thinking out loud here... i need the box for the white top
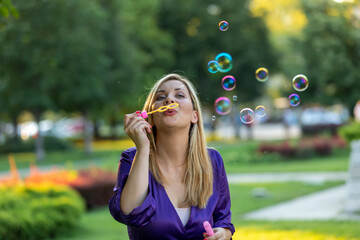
[175,207,191,226]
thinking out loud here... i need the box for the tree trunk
[83,110,94,156]
[11,116,18,138]
[110,118,118,140]
[34,110,45,161]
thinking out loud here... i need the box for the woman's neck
[155,128,189,171]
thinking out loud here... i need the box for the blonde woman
[109,73,234,240]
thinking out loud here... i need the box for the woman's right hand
[124,112,152,149]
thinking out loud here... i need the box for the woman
[109,73,235,240]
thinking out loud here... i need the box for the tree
[0,0,110,158]
[96,0,175,139]
[299,0,360,112]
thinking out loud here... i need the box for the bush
[339,121,360,143]
[0,184,85,240]
[0,136,73,153]
[257,136,338,160]
[69,168,117,210]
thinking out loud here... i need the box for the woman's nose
[165,96,175,105]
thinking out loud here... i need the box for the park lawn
[209,140,350,173]
[0,139,350,173]
[51,181,359,240]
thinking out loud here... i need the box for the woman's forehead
[157,80,188,92]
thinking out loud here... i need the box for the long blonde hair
[142,73,213,208]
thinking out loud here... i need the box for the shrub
[338,121,360,143]
[0,184,85,240]
[69,168,117,210]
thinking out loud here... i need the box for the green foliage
[298,0,360,111]
[339,121,360,142]
[0,136,73,154]
[0,0,18,19]
[0,184,85,240]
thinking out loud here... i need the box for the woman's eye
[177,94,185,98]
[156,96,165,101]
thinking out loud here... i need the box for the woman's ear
[191,110,199,124]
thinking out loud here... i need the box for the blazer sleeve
[210,149,235,236]
[108,147,156,227]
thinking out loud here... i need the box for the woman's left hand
[203,227,232,240]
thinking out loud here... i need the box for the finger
[125,116,147,131]
[128,121,151,135]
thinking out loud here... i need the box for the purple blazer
[109,147,235,240]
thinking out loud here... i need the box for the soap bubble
[208,60,219,73]
[219,21,229,31]
[293,74,309,91]
[255,105,266,117]
[215,52,232,72]
[289,93,300,107]
[255,67,269,82]
[232,95,238,101]
[214,97,232,115]
[211,115,216,121]
[240,108,255,124]
[222,75,236,91]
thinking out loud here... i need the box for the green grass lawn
[0,139,350,174]
[209,140,350,173]
[51,181,360,240]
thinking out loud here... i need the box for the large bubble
[214,97,232,115]
[240,108,255,124]
[292,74,309,91]
[255,67,269,82]
[222,75,236,91]
[289,93,300,107]
[215,53,232,72]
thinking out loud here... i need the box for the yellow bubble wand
[137,103,179,118]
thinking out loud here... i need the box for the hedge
[0,184,85,240]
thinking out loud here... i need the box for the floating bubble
[232,95,238,101]
[292,74,309,91]
[255,67,269,82]
[211,115,216,121]
[240,108,255,124]
[208,60,219,73]
[215,52,232,72]
[289,93,300,107]
[222,75,236,91]
[214,97,232,115]
[219,21,229,31]
[255,105,266,117]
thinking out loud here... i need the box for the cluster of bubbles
[288,74,309,107]
[207,52,233,73]
[212,67,270,124]
[210,21,310,125]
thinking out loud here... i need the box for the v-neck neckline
[160,183,193,229]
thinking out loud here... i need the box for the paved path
[225,172,359,221]
[243,184,360,221]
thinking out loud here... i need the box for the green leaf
[0,6,9,18]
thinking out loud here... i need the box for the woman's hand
[203,227,232,240]
[124,112,152,149]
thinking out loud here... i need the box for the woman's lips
[164,110,177,116]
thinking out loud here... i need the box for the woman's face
[151,80,198,130]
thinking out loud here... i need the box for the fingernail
[136,111,140,114]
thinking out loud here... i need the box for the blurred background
[0,0,360,239]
